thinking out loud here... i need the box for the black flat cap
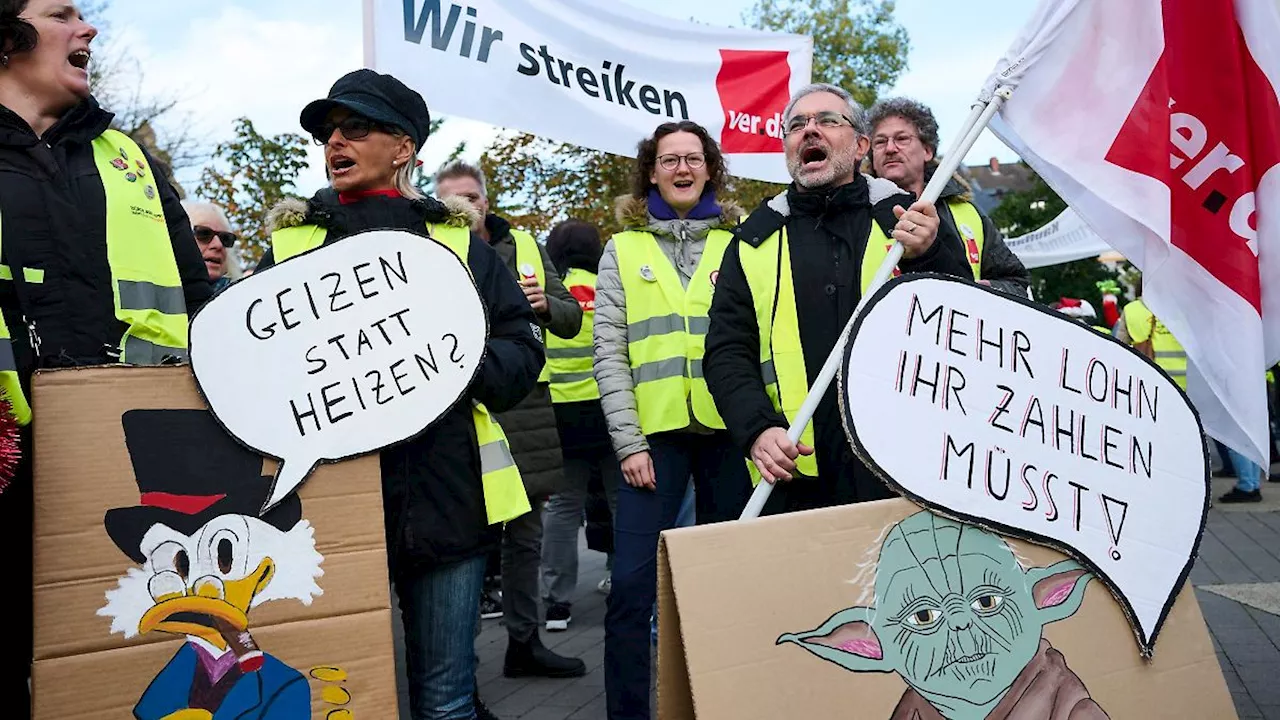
[300,69,431,151]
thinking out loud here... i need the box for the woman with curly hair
[0,1,213,710]
[593,120,752,719]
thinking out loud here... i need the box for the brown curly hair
[630,120,727,199]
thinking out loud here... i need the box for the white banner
[841,274,1208,656]
[1004,208,1112,269]
[365,0,813,183]
[190,230,489,511]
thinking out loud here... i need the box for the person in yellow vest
[1114,283,1265,503]
[594,120,753,720]
[256,69,544,720]
[539,219,623,630]
[866,97,1030,296]
[434,160,587,680]
[705,83,971,513]
[0,1,215,709]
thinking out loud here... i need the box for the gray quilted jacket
[593,195,743,462]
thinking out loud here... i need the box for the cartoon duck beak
[139,557,275,649]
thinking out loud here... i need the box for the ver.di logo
[716,50,792,154]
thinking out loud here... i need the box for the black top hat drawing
[105,409,302,563]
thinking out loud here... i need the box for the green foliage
[743,0,910,108]
[478,1,910,235]
[414,118,467,195]
[990,170,1127,313]
[195,118,310,265]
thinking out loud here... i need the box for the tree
[744,0,910,108]
[196,118,310,266]
[478,1,910,236]
[990,170,1128,313]
[412,118,467,196]
[84,1,203,192]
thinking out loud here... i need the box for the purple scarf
[647,187,722,221]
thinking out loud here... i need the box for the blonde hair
[394,160,423,200]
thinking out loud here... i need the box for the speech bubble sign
[840,274,1208,657]
[189,229,488,512]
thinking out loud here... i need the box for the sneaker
[1219,487,1263,503]
[546,602,572,632]
[480,591,503,620]
[474,691,501,720]
[597,574,611,595]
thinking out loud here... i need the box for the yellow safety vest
[0,129,188,425]
[613,229,731,434]
[1123,298,1187,389]
[509,229,551,383]
[860,199,985,285]
[270,221,530,524]
[738,220,898,479]
[546,268,599,403]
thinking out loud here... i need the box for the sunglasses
[311,115,397,145]
[194,225,237,247]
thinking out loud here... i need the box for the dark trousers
[603,431,752,720]
[1,440,31,720]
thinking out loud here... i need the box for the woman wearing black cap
[0,1,213,709]
[258,69,544,720]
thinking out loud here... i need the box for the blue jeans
[1227,447,1264,493]
[396,555,488,720]
[604,432,753,720]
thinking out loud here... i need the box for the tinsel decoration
[0,395,21,493]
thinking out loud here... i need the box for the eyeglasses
[194,225,237,247]
[784,111,855,136]
[656,153,706,171]
[871,133,920,151]
[311,115,396,145]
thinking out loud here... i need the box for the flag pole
[737,88,1013,521]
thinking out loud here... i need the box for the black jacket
[0,97,212,380]
[483,213,581,497]
[259,192,543,572]
[704,175,972,511]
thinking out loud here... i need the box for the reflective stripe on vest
[1123,299,1187,388]
[269,221,530,524]
[614,229,731,434]
[739,226,818,480]
[0,215,30,425]
[546,268,599,403]
[93,130,189,365]
[510,229,552,383]
[0,130,186,425]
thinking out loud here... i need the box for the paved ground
[392,470,1280,719]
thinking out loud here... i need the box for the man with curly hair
[866,97,1030,297]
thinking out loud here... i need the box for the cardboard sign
[190,229,488,511]
[839,275,1208,656]
[31,366,396,719]
[657,499,1235,720]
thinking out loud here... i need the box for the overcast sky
[98,0,1037,196]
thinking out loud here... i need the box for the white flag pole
[737,89,1012,521]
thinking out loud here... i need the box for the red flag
[988,0,1280,466]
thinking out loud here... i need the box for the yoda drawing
[778,511,1109,720]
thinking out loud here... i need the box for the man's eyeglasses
[312,115,395,145]
[656,153,706,171]
[784,111,855,136]
[871,133,920,152]
[194,226,237,247]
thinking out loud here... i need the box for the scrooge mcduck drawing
[98,409,323,720]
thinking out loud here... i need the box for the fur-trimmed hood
[613,194,745,232]
[266,190,480,232]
